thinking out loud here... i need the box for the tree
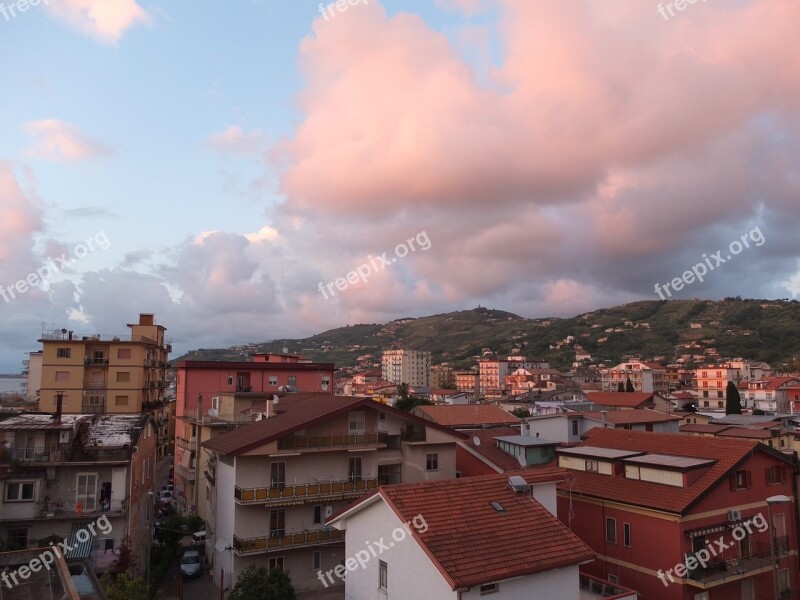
[725,381,742,415]
[230,566,297,600]
[625,377,635,392]
[681,401,697,413]
[617,382,625,392]
[395,397,432,412]
[100,572,148,600]
[510,407,530,418]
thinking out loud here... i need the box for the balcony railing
[83,383,107,390]
[0,446,69,462]
[579,573,638,599]
[277,431,388,451]
[81,402,106,414]
[182,408,256,424]
[400,428,426,442]
[176,464,196,482]
[686,546,774,587]
[233,528,344,555]
[176,437,196,452]
[84,358,109,365]
[235,478,383,506]
[34,498,127,519]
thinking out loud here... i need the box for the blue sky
[0,0,799,372]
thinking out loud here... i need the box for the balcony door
[774,513,787,553]
[76,473,98,511]
[270,509,285,537]
[270,462,286,489]
[348,457,362,482]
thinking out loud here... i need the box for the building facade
[381,350,431,388]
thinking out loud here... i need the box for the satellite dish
[282,347,289,354]
[518,455,527,467]
[61,328,68,334]
[208,408,218,417]
[473,436,481,446]
[272,395,280,404]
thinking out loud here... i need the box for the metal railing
[235,478,382,505]
[35,498,127,519]
[1,446,68,462]
[277,431,388,451]
[84,358,109,365]
[233,528,344,554]
[82,402,106,414]
[176,437,196,452]
[687,546,774,586]
[182,408,256,424]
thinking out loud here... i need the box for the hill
[173,299,800,372]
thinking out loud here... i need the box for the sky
[0,0,799,372]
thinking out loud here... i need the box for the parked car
[180,551,202,578]
[158,490,174,506]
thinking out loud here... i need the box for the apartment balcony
[686,546,775,589]
[234,478,383,506]
[579,573,638,600]
[176,464,196,482]
[277,431,388,452]
[81,401,106,414]
[83,383,107,390]
[0,446,69,463]
[2,498,128,521]
[176,437,196,452]
[182,408,255,425]
[233,528,344,555]
[84,357,109,366]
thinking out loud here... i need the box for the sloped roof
[585,392,655,407]
[413,404,520,427]
[556,428,791,514]
[331,472,595,589]
[202,393,465,456]
[581,410,681,425]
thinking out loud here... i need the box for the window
[116,372,130,383]
[115,395,129,406]
[269,510,285,537]
[585,460,599,473]
[5,482,35,502]
[313,505,322,524]
[57,348,71,358]
[426,453,438,471]
[117,348,131,359]
[269,376,278,386]
[270,462,286,489]
[717,392,723,399]
[348,457,362,482]
[55,371,69,383]
[312,551,321,570]
[606,517,617,543]
[623,523,631,547]
[731,470,751,490]
[767,465,787,486]
[76,473,98,511]
[379,560,388,590]
[572,420,579,435]
[287,376,297,387]
[268,556,284,571]
[702,391,708,398]
[348,411,365,434]
[479,583,498,595]
[6,527,29,550]
[717,401,724,408]
[227,375,234,386]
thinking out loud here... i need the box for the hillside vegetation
[174,299,800,371]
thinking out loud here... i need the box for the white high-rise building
[382,349,431,387]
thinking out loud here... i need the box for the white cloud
[46,0,150,44]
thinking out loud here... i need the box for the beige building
[601,360,668,394]
[37,313,172,458]
[381,349,431,387]
[202,393,462,593]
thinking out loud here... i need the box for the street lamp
[766,494,791,600]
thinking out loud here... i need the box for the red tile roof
[413,404,520,428]
[679,424,733,434]
[557,428,791,514]
[718,427,775,440]
[333,472,595,589]
[582,410,681,425]
[585,392,655,408]
[201,393,465,455]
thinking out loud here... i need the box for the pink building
[174,354,335,514]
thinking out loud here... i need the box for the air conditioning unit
[727,509,742,522]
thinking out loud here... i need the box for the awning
[65,521,95,559]
[686,523,729,538]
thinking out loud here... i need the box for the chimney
[54,392,63,424]
[139,313,155,326]
[601,410,608,427]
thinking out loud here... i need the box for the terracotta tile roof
[679,424,733,434]
[201,393,465,455]
[585,392,655,408]
[338,472,595,589]
[581,410,682,425]
[556,428,789,514]
[413,404,520,428]
[718,427,775,439]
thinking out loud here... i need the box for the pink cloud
[46,0,150,44]
[208,126,264,156]
[22,119,115,163]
